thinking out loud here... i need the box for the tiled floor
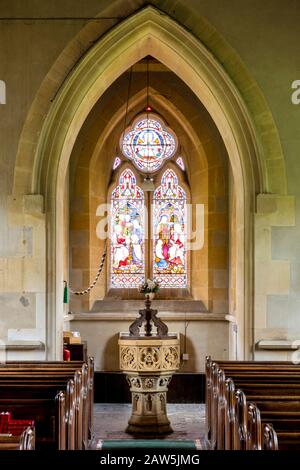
[92,403,208,448]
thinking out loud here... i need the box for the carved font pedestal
[119,334,180,435]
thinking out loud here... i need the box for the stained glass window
[153,169,187,288]
[113,157,121,170]
[111,169,145,288]
[121,115,177,173]
[176,156,185,171]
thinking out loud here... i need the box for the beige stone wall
[0,195,46,357]
[70,315,232,372]
[69,137,92,312]
[0,1,299,362]
[254,194,296,357]
[189,140,229,313]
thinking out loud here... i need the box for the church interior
[0,0,300,455]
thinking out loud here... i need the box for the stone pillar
[126,373,172,434]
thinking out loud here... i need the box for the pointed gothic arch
[10,6,288,359]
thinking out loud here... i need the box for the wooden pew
[1,357,95,444]
[232,388,300,450]
[262,423,278,450]
[205,356,300,447]
[218,377,286,451]
[0,357,94,450]
[206,357,300,450]
[0,381,72,449]
[275,432,300,450]
[0,426,35,450]
[246,402,261,450]
[231,389,300,450]
[56,391,66,450]
[220,377,300,449]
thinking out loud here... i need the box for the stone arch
[11,6,288,359]
[12,4,287,196]
[81,84,212,311]
[68,81,211,312]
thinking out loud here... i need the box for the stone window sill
[256,340,299,350]
[0,340,45,351]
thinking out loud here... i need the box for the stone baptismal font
[118,296,180,435]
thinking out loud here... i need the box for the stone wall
[69,314,233,372]
[0,0,299,362]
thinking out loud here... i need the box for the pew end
[263,423,278,450]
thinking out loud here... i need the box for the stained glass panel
[153,169,187,288]
[113,157,121,170]
[111,169,145,288]
[176,156,185,171]
[121,116,177,173]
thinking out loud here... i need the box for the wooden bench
[206,357,300,426]
[1,358,94,439]
[0,357,94,450]
[0,370,88,450]
[227,383,300,450]
[0,426,35,450]
[0,378,73,449]
[206,356,300,450]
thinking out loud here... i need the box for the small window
[110,115,189,291]
[153,169,187,288]
[112,157,121,170]
[120,114,177,173]
[176,156,185,171]
[110,169,145,288]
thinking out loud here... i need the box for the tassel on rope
[63,281,69,304]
